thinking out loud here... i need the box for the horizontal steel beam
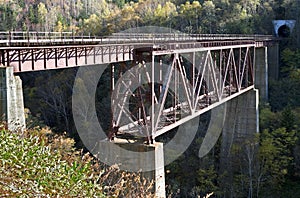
[153,44,255,55]
[153,86,254,138]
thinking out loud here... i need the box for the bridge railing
[0,31,275,46]
[110,33,274,42]
[0,31,103,45]
[0,31,102,40]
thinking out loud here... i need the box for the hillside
[0,125,154,197]
[0,0,299,37]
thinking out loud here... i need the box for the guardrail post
[71,30,74,39]
[8,31,11,46]
[36,31,39,42]
[26,31,29,46]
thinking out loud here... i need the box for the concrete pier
[255,44,279,102]
[0,66,25,131]
[267,43,279,80]
[255,47,268,101]
[97,140,166,197]
[221,89,259,160]
[221,89,259,144]
[220,89,259,195]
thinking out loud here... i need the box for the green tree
[281,106,296,132]
[281,48,300,78]
[37,2,47,31]
[83,14,101,35]
[201,0,216,33]
[193,165,218,197]
[256,128,297,196]
[133,0,160,26]
[0,1,21,30]
[118,3,140,30]
[178,1,202,33]
[259,105,280,131]
[28,4,37,25]
[154,1,177,27]
[269,78,300,111]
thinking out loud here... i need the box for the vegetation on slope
[0,125,154,197]
[0,0,299,37]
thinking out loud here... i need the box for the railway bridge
[0,31,279,197]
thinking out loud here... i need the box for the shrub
[0,126,154,197]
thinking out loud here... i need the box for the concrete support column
[221,89,259,158]
[97,140,166,197]
[154,143,165,197]
[267,43,279,80]
[255,47,268,101]
[220,89,259,195]
[0,66,26,131]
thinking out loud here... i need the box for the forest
[0,0,299,36]
[1,0,300,197]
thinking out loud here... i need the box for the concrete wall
[0,66,25,131]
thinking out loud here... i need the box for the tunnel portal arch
[273,20,296,37]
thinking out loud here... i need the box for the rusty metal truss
[111,43,255,142]
[0,44,136,72]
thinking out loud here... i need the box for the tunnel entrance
[278,25,290,37]
[273,20,296,37]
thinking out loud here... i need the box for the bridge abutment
[0,66,25,131]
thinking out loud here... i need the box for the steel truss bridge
[0,31,275,143]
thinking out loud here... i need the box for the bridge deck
[0,32,272,73]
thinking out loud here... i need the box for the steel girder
[0,44,134,72]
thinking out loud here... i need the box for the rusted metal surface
[112,43,256,142]
[0,44,137,72]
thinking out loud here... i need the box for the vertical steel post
[55,48,58,67]
[75,47,78,66]
[192,52,195,111]
[151,53,155,139]
[31,49,34,70]
[65,48,68,67]
[18,50,21,71]
[43,48,47,69]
